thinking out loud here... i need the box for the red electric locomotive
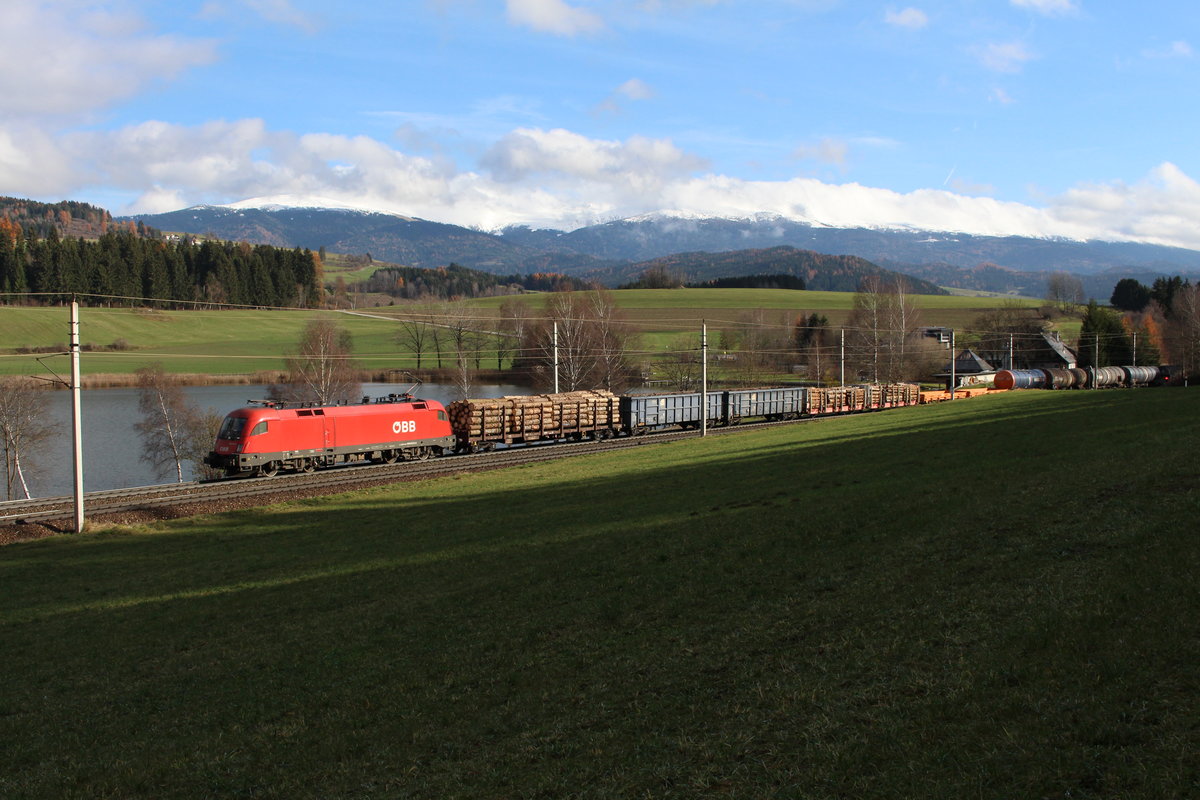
[204,393,456,477]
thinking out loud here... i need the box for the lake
[17,382,532,499]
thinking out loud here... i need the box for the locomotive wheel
[382,450,399,464]
[418,447,433,460]
[299,459,315,473]
[258,461,280,478]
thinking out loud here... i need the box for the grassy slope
[0,292,1045,378]
[2,389,1198,798]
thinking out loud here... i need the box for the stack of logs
[809,386,866,413]
[447,390,620,446]
[871,383,921,407]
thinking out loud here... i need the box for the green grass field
[2,389,1198,797]
[0,291,1066,378]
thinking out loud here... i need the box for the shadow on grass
[1,388,1197,798]
[4,389,1195,623]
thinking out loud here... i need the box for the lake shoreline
[36,368,518,390]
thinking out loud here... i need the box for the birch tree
[0,377,53,500]
[134,364,194,483]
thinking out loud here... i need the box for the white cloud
[990,87,1015,104]
[616,78,656,101]
[481,128,707,188]
[1010,0,1078,15]
[505,0,605,36]
[884,7,928,30]
[14,117,1200,251]
[242,0,322,33]
[1143,40,1193,60]
[977,41,1036,73]
[0,124,77,196]
[0,0,216,119]
[793,138,848,165]
[593,78,657,116]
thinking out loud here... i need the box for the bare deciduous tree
[1167,283,1200,377]
[585,290,637,392]
[846,276,924,382]
[847,277,889,383]
[395,298,438,369]
[134,364,193,483]
[660,333,702,390]
[495,297,531,370]
[0,377,53,500]
[520,291,638,392]
[271,319,361,405]
[733,308,788,386]
[1046,272,1085,314]
[440,299,481,400]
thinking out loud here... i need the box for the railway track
[1,418,792,530]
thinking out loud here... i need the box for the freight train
[205,383,921,477]
[993,365,1178,391]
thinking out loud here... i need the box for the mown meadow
[2,388,1197,798]
[0,290,1047,379]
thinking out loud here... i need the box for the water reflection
[24,382,531,498]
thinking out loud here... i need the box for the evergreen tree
[1110,278,1151,312]
[1078,300,1131,367]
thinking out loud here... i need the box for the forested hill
[0,196,126,240]
[0,227,322,308]
[602,246,947,294]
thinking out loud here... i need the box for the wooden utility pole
[552,320,559,394]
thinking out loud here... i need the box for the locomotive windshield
[218,416,248,440]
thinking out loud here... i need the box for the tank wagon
[993,369,1047,390]
[205,393,455,477]
[993,365,1177,390]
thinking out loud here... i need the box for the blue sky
[3,0,1199,247]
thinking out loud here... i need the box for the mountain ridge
[120,203,1200,296]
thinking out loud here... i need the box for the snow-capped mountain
[121,202,1200,295]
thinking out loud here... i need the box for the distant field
[0,306,422,377]
[0,289,1056,378]
[471,287,1049,342]
[2,389,1197,797]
